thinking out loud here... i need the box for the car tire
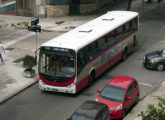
[156,63,164,71]
[122,109,126,119]
[135,95,139,104]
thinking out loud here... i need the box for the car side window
[133,81,137,89]
[127,84,135,98]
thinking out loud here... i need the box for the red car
[96,76,139,119]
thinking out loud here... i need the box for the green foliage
[140,96,165,120]
[23,55,37,70]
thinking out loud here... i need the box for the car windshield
[72,113,94,120]
[100,85,126,102]
[39,50,75,78]
[160,49,165,57]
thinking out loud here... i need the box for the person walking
[0,41,5,62]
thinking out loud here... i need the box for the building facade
[16,0,114,17]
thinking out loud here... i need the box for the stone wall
[80,3,97,14]
[45,5,69,17]
[35,0,114,17]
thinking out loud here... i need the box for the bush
[140,96,165,120]
[23,55,37,71]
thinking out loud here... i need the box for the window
[116,27,123,42]
[132,17,138,30]
[107,32,116,47]
[133,81,137,89]
[98,37,107,52]
[127,84,135,98]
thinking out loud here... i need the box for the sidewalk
[124,81,165,120]
[0,0,165,120]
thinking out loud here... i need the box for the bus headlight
[68,82,76,88]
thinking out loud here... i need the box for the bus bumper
[39,80,76,94]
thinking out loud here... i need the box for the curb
[0,77,38,104]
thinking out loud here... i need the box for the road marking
[4,32,34,47]
[139,82,153,87]
[160,40,165,42]
[4,30,27,38]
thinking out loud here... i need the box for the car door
[125,84,134,110]
[132,81,139,103]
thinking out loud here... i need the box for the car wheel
[156,63,164,71]
[135,95,139,104]
[122,109,126,119]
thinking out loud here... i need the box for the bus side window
[129,21,133,29]
[122,24,126,32]
[116,27,123,43]
[132,17,138,30]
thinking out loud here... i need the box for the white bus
[38,11,139,94]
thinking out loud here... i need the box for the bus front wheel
[88,72,95,85]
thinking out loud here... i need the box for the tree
[23,55,37,71]
[140,97,165,120]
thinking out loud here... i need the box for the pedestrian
[0,41,5,62]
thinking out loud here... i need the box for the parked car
[67,100,111,120]
[96,76,139,119]
[143,49,165,71]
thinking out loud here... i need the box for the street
[0,5,165,120]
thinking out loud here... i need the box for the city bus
[38,11,139,94]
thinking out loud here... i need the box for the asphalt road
[0,6,165,120]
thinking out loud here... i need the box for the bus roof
[41,11,139,51]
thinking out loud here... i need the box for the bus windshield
[39,48,75,78]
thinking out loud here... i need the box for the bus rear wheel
[122,49,127,61]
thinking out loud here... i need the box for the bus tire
[122,48,127,61]
[88,71,95,85]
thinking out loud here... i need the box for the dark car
[143,49,165,71]
[67,101,111,120]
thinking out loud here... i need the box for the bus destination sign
[44,46,68,52]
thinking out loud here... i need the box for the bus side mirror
[97,89,101,94]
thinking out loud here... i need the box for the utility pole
[28,17,41,50]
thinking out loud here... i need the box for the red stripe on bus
[39,74,75,87]
[76,75,89,93]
